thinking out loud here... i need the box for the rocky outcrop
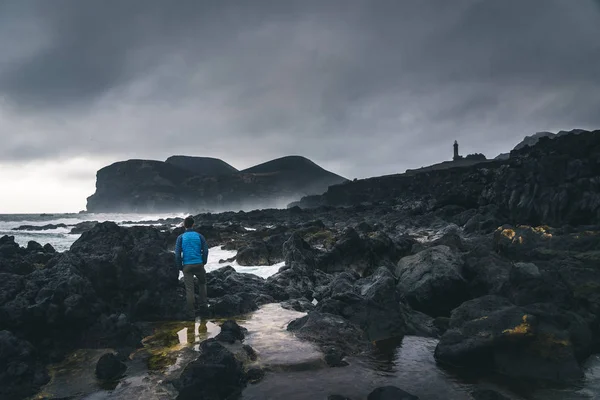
[294,129,600,227]
[265,234,332,301]
[513,129,586,151]
[95,353,127,381]
[0,330,49,400]
[86,159,195,213]
[287,311,371,355]
[69,222,182,320]
[395,246,469,317]
[87,155,347,212]
[0,236,56,275]
[215,320,247,344]
[434,296,593,382]
[11,223,68,231]
[316,228,409,275]
[176,340,246,400]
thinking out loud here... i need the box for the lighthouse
[453,140,459,161]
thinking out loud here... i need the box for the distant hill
[166,156,238,175]
[86,156,347,213]
[242,156,326,174]
[241,156,346,193]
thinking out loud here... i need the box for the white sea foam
[178,246,283,280]
[0,212,187,252]
[1,213,283,279]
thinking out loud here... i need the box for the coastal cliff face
[86,156,347,213]
[293,129,600,227]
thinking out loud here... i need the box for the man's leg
[196,264,207,306]
[182,265,196,318]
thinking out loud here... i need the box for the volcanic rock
[367,386,419,400]
[95,353,127,380]
[435,296,592,382]
[395,245,469,317]
[176,340,246,400]
[0,330,49,400]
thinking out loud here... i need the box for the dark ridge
[242,156,331,175]
[86,156,347,213]
[166,156,238,176]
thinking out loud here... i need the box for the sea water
[0,213,188,252]
[0,213,284,278]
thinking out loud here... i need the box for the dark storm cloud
[0,0,599,179]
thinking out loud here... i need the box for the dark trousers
[183,263,207,314]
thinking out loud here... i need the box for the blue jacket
[175,230,208,269]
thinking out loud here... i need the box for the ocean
[0,213,283,279]
[0,212,186,252]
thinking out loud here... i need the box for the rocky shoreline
[1,130,600,399]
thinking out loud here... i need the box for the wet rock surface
[435,297,591,382]
[367,386,419,400]
[395,245,468,317]
[95,353,127,380]
[175,340,246,400]
[215,320,247,343]
[287,311,372,355]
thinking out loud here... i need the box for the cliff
[165,156,238,175]
[292,129,600,227]
[86,156,347,213]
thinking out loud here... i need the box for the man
[175,216,209,318]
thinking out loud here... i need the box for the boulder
[322,345,348,367]
[287,311,371,355]
[43,243,56,254]
[0,252,101,336]
[281,298,315,313]
[448,296,514,329]
[236,241,270,266]
[266,257,332,302]
[435,297,592,382]
[316,267,408,342]
[69,222,180,320]
[283,232,317,267]
[0,330,49,400]
[206,266,267,298]
[463,252,511,297]
[317,228,403,275]
[95,353,127,380]
[503,262,573,307]
[246,367,266,384]
[176,340,246,400]
[27,241,44,252]
[395,246,469,317]
[215,320,247,344]
[81,313,143,350]
[210,294,257,317]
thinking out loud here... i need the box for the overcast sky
[1,0,599,213]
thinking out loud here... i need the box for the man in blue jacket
[175,216,209,318]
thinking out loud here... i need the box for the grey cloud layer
[0,0,599,179]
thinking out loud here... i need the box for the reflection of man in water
[175,216,209,319]
[186,320,208,345]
